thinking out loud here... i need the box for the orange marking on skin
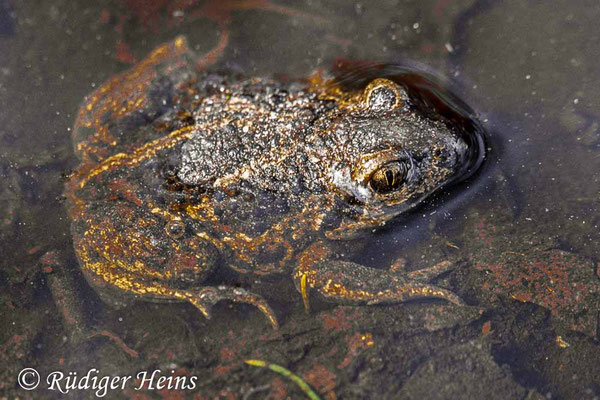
[76,126,195,190]
[295,241,331,284]
[73,38,191,163]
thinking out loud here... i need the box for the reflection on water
[0,1,599,399]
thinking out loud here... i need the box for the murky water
[1,1,599,399]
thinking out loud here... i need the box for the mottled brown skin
[65,37,481,329]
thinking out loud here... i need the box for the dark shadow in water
[0,0,15,36]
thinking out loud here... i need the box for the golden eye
[165,220,186,239]
[369,161,408,194]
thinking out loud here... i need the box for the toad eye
[368,161,409,194]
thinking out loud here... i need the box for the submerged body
[65,37,484,328]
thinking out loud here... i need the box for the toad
[65,37,484,329]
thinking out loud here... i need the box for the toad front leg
[294,242,464,308]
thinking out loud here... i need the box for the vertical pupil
[369,161,409,193]
[385,169,395,186]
